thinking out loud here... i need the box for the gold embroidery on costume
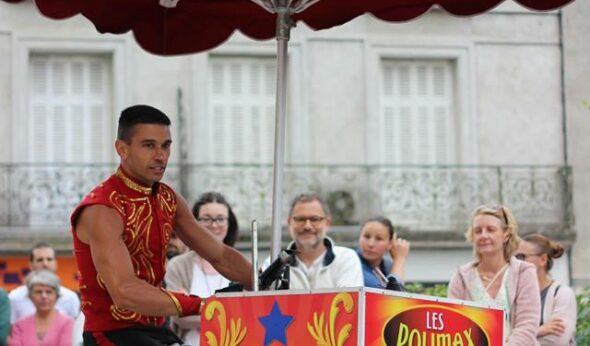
[158,187,177,267]
[80,300,92,310]
[110,305,139,321]
[116,168,152,195]
[158,187,177,216]
[102,173,178,323]
[96,273,107,291]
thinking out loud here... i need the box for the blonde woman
[447,204,540,346]
[517,234,577,345]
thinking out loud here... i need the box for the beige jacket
[538,280,577,346]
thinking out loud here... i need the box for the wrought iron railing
[0,163,573,235]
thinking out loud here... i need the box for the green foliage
[577,287,590,345]
[405,282,448,298]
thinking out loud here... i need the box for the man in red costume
[71,105,253,345]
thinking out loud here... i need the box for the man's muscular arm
[174,193,253,290]
[75,204,192,316]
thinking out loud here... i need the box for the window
[28,54,113,163]
[380,59,456,164]
[208,56,276,164]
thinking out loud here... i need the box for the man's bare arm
[174,193,253,290]
[76,204,183,316]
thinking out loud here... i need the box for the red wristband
[161,288,204,317]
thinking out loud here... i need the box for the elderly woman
[165,191,239,345]
[447,204,541,346]
[9,270,74,346]
[517,233,577,346]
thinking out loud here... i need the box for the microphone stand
[252,220,259,292]
[258,249,296,290]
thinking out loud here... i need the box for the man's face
[116,124,172,186]
[288,200,331,252]
[31,247,57,272]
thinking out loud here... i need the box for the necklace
[479,263,508,292]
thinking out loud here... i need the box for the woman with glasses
[447,204,541,346]
[516,234,577,345]
[356,216,410,289]
[165,191,239,345]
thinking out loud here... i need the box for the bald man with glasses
[273,193,363,290]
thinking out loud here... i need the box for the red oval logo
[382,305,490,346]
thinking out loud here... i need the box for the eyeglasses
[197,216,228,226]
[515,253,541,261]
[292,215,326,226]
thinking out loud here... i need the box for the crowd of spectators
[0,195,577,346]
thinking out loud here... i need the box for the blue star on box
[258,301,294,345]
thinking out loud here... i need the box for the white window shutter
[31,105,48,162]
[380,59,455,164]
[71,104,85,162]
[52,105,66,162]
[28,54,112,163]
[209,56,276,164]
[232,105,244,162]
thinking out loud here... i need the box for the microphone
[258,249,296,290]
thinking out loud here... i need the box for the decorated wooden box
[200,287,504,346]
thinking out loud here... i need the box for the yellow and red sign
[200,288,504,346]
[364,291,504,346]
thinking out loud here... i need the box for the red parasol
[4,0,573,55]
[4,0,574,260]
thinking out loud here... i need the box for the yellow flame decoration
[204,300,247,346]
[307,293,355,346]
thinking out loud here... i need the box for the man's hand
[538,317,566,337]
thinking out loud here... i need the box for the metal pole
[251,220,259,292]
[270,3,293,261]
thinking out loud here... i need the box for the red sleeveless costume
[71,167,177,331]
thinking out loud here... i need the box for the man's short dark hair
[288,193,331,217]
[30,242,53,261]
[117,105,171,143]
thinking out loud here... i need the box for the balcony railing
[0,163,573,237]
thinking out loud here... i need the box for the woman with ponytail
[517,234,577,345]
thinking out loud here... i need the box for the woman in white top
[517,233,577,346]
[165,192,239,345]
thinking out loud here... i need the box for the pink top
[448,258,541,346]
[9,311,74,346]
